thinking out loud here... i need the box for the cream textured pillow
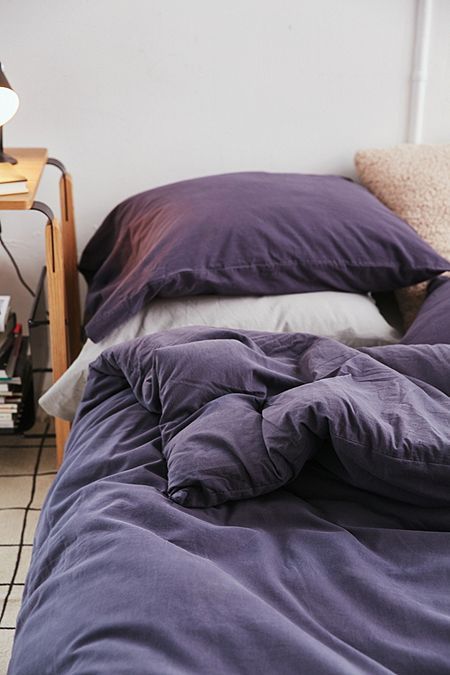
[355,144,450,328]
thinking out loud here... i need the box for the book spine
[6,325,23,379]
[0,297,11,333]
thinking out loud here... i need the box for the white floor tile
[30,475,54,509]
[24,511,41,545]
[0,511,24,546]
[38,446,57,474]
[0,585,23,628]
[16,547,32,585]
[0,477,32,509]
[0,629,15,674]
[0,448,38,476]
[0,547,19,584]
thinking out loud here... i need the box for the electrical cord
[0,217,35,297]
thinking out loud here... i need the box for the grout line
[0,421,49,626]
[0,584,24,587]
[0,472,56,478]
[0,508,41,512]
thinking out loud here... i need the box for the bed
[8,170,450,674]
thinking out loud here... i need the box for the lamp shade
[0,63,19,126]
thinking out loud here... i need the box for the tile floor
[0,419,55,673]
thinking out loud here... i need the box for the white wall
[0,0,449,325]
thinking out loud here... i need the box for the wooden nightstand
[0,148,81,464]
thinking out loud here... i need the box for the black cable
[0,217,35,297]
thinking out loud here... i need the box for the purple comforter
[9,328,450,674]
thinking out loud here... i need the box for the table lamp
[0,62,19,164]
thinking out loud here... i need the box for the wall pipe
[407,0,433,143]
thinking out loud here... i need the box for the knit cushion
[355,144,450,328]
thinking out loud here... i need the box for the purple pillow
[79,172,449,342]
[401,276,450,345]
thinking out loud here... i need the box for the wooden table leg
[45,215,71,465]
[54,418,71,466]
[33,161,81,467]
[59,172,81,362]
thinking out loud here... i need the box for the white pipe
[407,0,433,143]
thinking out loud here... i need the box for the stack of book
[0,165,29,196]
[0,296,34,433]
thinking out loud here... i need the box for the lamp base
[0,151,17,165]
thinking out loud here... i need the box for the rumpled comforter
[9,327,450,674]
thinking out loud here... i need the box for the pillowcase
[40,291,400,421]
[79,172,449,342]
[355,144,450,327]
[401,276,450,345]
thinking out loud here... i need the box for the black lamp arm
[0,126,18,164]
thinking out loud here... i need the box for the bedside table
[0,148,81,464]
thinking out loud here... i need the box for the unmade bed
[8,171,450,674]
